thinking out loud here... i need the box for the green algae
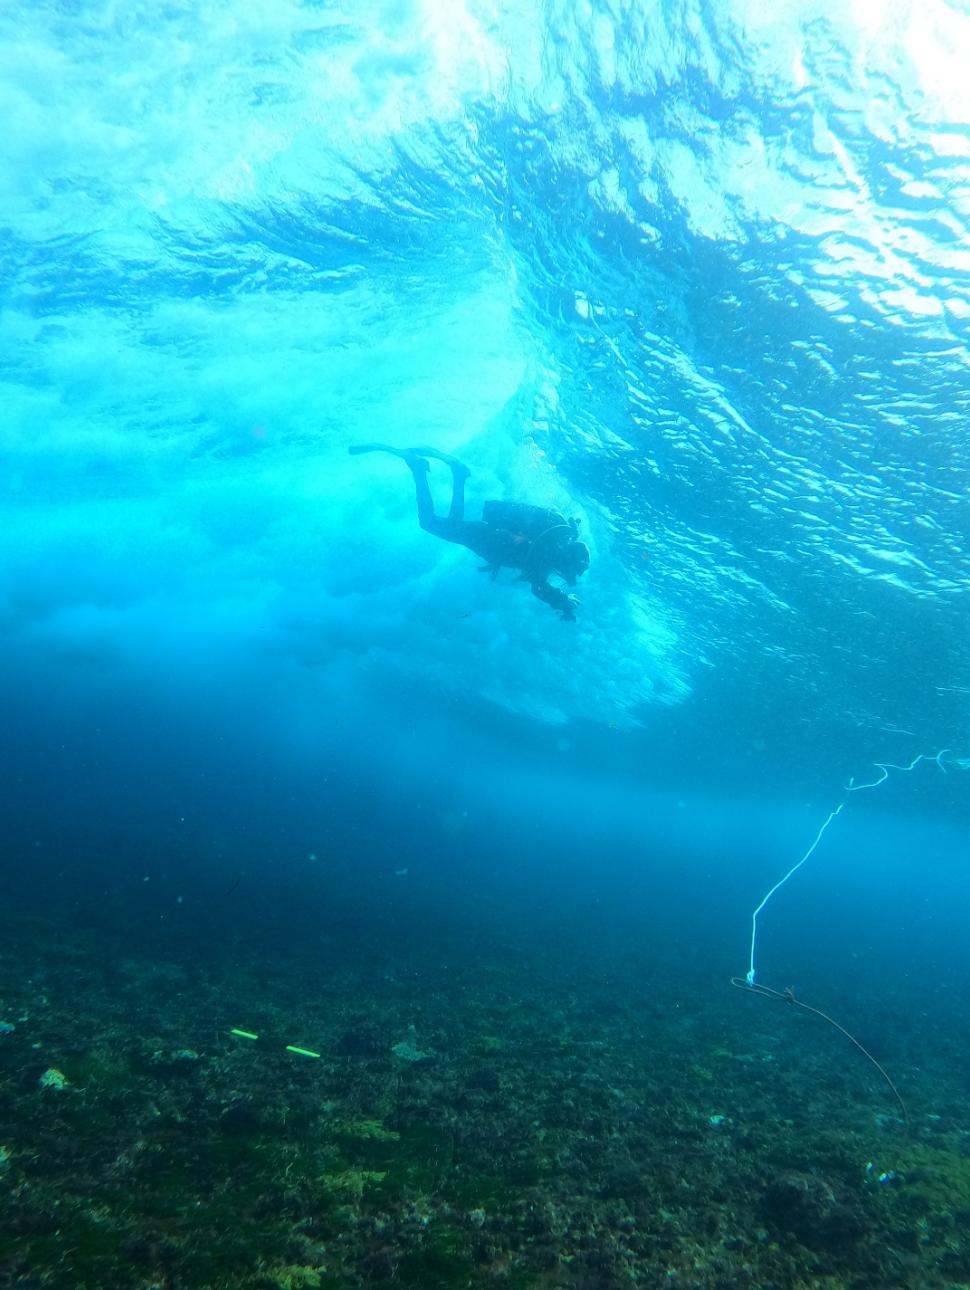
[468,1034,504,1054]
[319,1166,387,1200]
[24,1213,123,1274]
[336,1116,400,1142]
[58,1048,136,1089]
[896,1143,970,1216]
[392,1228,476,1289]
[271,1267,326,1289]
[444,1171,518,1210]
[3,911,968,1290]
[336,1120,455,1201]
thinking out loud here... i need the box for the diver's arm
[531,579,579,621]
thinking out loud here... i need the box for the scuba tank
[481,501,578,566]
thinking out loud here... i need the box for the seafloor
[1,876,969,1290]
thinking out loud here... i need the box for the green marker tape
[285,1045,321,1059]
[231,1029,259,1040]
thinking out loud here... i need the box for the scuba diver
[348,444,590,621]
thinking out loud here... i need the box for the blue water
[2,3,970,1284]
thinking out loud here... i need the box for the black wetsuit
[349,444,586,618]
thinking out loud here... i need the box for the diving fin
[348,443,468,473]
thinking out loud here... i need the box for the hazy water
[2,8,970,1279]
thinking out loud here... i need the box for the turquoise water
[2,3,970,1286]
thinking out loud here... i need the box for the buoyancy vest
[480,502,574,568]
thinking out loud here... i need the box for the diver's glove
[560,596,579,622]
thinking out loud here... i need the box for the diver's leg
[447,459,470,521]
[398,450,470,521]
[406,461,484,551]
[403,455,453,537]
[350,443,472,524]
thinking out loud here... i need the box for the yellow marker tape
[231,1029,259,1040]
[285,1045,321,1059]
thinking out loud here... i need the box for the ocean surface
[2,2,970,1287]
